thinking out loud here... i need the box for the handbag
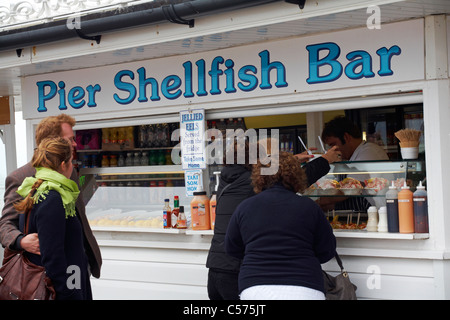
[0,210,55,300]
[323,253,357,300]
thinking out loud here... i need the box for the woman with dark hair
[225,152,336,300]
[206,136,340,300]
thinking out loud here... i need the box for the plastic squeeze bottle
[413,181,429,233]
[377,206,388,232]
[398,182,414,233]
[191,191,211,230]
[210,191,217,230]
[366,206,378,232]
[385,181,399,232]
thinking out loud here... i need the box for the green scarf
[17,167,80,219]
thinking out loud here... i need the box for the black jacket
[225,183,336,293]
[206,157,330,273]
[20,191,91,300]
[206,165,253,273]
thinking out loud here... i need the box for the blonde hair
[35,114,76,145]
[14,137,72,213]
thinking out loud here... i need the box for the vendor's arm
[299,146,341,186]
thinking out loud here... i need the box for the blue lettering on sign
[113,70,136,104]
[34,45,402,113]
[306,42,402,84]
[35,49,289,112]
[36,80,101,112]
[181,112,204,123]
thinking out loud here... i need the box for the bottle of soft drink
[154,124,162,147]
[138,125,147,148]
[140,152,149,166]
[216,119,227,138]
[147,124,155,148]
[125,152,133,167]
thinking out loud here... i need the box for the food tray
[340,188,363,196]
[363,187,388,196]
[317,188,341,196]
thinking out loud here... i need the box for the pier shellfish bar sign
[22,20,424,119]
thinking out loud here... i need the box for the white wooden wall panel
[98,260,207,286]
[91,278,208,300]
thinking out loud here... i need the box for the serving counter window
[76,122,196,230]
[76,106,428,238]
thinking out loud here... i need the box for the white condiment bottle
[366,206,378,232]
[377,206,388,232]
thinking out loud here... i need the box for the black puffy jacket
[206,165,253,273]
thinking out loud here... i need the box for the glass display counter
[305,159,425,197]
[303,159,426,234]
[79,164,192,229]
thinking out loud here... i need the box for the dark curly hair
[321,115,361,145]
[251,152,308,194]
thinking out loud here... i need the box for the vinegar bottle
[176,206,187,229]
[385,181,399,232]
[398,181,414,233]
[413,181,429,233]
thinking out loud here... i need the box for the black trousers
[207,269,240,300]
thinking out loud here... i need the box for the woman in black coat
[206,138,341,300]
[225,152,336,299]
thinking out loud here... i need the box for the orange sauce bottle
[398,182,414,233]
[210,191,217,230]
[191,191,210,230]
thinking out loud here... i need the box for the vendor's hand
[294,151,314,163]
[322,146,342,164]
[20,233,40,255]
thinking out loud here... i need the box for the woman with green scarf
[14,136,91,300]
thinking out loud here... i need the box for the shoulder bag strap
[334,252,345,271]
[23,209,31,236]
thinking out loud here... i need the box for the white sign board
[22,19,425,120]
[184,169,203,197]
[180,109,206,170]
